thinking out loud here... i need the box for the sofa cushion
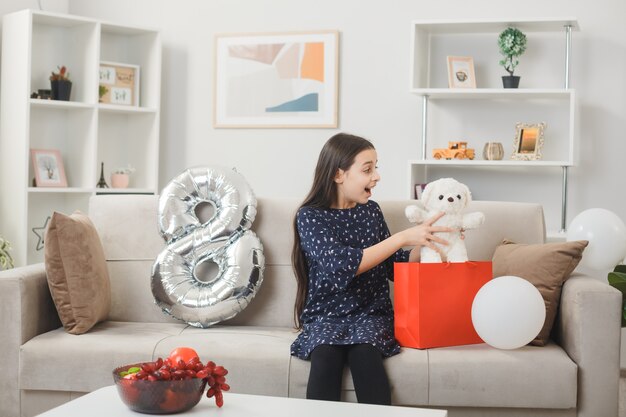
[153,326,296,397]
[428,343,577,409]
[106,260,179,323]
[44,211,111,334]
[89,195,163,261]
[492,240,588,345]
[379,201,546,261]
[20,321,187,392]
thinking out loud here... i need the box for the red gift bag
[394,261,492,349]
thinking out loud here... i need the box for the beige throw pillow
[492,239,588,346]
[44,211,111,334]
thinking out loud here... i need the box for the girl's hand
[403,212,452,250]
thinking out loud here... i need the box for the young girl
[290,133,450,405]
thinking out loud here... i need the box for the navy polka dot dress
[291,200,409,360]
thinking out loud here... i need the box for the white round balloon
[566,208,626,271]
[471,276,546,350]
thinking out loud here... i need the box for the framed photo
[511,122,547,161]
[447,56,476,88]
[99,61,140,106]
[31,149,67,187]
[214,30,339,128]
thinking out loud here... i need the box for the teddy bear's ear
[421,182,433,206]
[462,182,472,205]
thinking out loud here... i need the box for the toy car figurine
[432,141,475,160]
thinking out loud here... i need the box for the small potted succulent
[111,165,135,189]
[498,27,527,88]
[0,236,14,271]
[49,65,72,101]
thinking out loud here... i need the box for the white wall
[0,0,67,16]
[49,0,626,233]
[0,1,68,75]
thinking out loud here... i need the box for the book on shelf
[415,183,427,199]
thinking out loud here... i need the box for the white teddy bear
[405,178,485,263]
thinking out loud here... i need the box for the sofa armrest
[554,273,622,417]
[0,263,61,417]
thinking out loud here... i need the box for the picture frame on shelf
[511,122,546,161]
[30,149,68,187]
[447,56,476,89]
[214,30,339,128]
[99,61,140,106]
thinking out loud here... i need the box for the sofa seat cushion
[153,326,297,397]
[20,321,187,392]
[428,342,577,409]
[289,346,429,405]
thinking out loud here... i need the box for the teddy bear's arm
[462,212,485,229]
[405,203,428,224]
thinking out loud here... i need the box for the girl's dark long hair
[292,133,375,329]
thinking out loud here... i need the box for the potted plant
[111,165,135,189]
[498,27,527,88]
[0,236,14,270]
[49,65,72,101]
[608,265,626,327]
[99,85,109,102]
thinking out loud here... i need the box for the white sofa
[0,195,622,417]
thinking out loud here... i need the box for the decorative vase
[50,79,72,101]
[111,173,129,189]
[483,142,504,160]
[502,76,520,89]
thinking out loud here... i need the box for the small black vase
[51,79,72,101]
[502,76,521,89]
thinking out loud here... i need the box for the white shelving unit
[0,9,161,266]
[408,18,579,236]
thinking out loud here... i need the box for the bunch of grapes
[121,353,230,407]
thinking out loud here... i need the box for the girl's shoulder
[297,205,321,216]
[297,200,381,218]
[366,199,381,210]
[362,199,383,216]
[296,205,326,222]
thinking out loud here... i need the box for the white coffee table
[37,385,447,416]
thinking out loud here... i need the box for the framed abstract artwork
[214,31,339,128]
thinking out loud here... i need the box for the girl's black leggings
[306,343,391,405]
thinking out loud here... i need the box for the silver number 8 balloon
[151,166,265,327]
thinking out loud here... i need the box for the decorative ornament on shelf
[0,236,14,270]
[483,142,504,160]
[98,85,108,102]
[111,165,135,189]
[498,27,527,88]
[49,65,72,101]
[96,162,109,188]
[31,216,51,252]
[432,141,475,160]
